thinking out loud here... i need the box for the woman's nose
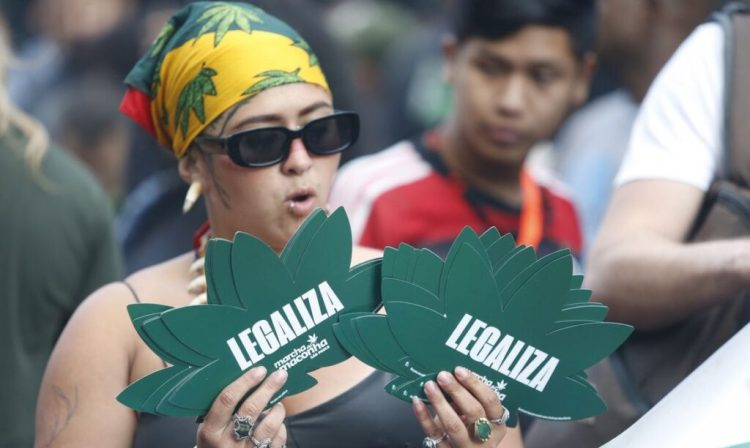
[280,137,313,175]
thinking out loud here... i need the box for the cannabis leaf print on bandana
[175,66,218,139]
[196,3,264,47]
[243,69,305,97]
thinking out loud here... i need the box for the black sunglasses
[194,111,359,168]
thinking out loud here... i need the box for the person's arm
[587,179,750,331]
[35,284,140,447]
[35,282,289,447]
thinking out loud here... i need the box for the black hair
[451,0,596,57]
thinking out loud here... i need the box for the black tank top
[133,370,426,447]
[124,283,426,447]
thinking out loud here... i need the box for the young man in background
[331,0,595,259]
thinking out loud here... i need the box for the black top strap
[122,281,142,303]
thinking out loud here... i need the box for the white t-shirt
[615,22,724,192]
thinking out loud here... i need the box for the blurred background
[0,0,467,273]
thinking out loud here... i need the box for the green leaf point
[174,64,219,139]
[242,68,304,97]
[118,208,381,417]
[292,40,319,67]
[150,20,176,57]
[195,3,264,47]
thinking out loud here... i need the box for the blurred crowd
[1,0,463,272]
[2,0,451,202]
[1,0,746,446]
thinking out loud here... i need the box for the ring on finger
[250,436,272,448]
[489,405,510,426]
[422,433,448,448]
[232,414,255,441]
[472,417,492,443]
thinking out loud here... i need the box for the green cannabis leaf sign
[118,208,382,416]
[333,227,633,427]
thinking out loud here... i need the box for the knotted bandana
[120,1,329,158]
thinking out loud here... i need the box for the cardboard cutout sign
[119,208,632,425]
[333,227,633,427]
[118,208,382,416]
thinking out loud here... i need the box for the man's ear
[572,52,597,107]
[441,34,459,84]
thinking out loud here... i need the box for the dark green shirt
[0,124,122,447]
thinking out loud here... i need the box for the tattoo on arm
[38,385,79,447]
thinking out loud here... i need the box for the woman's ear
[179,148,209,214]
[178,147,202,185]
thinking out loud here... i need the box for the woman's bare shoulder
[123,252,195,306]
[39,253,196,396]
[34,259,193,448]
[69,282,146,333]
[59,252,194,345]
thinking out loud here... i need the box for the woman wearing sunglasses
[35,3,521,448]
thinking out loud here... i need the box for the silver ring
[232,414,255,441]
[489,405,510,426]
[422,433,447,448]
[251,436,272,448]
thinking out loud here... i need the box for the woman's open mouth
[285,188,317,217]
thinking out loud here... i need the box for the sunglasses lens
[235,129,287,166]
[305,114,358,155]
[225,112,359,167]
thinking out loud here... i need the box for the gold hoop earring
[182,181,202,214]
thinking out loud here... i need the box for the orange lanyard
[418,131,545,249]
[517,169,543,249]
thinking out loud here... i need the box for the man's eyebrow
[528,61,559,70]
[475,47,508,61]
[474,47,564,69]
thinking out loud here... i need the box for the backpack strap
[717,2,750,186]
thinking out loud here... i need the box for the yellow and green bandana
[120,1,329,158]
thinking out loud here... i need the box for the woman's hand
[413,367,510,448]
[197,367,288,448]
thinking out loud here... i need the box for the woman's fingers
[421,368,510,447]
[451,366,509,445]
[436,370,485,422]
[234,369,288,424]
[412,397,449,447]
[197,368,288,448]
[250,402,286,444]
[412,396,440,436]
[201,366,268,432]
[453,366,505,422]
[424,380,471,446]
[270,422,288,448]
